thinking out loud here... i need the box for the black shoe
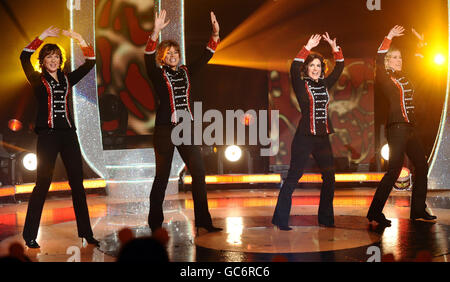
[319,223,335,228]
[367,213,391,226]
[273,224,293,231]
[196,225,223,235]
[411,210,437,221]
[82,236,100,247]
[25,239,40,249]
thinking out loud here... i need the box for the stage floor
[0,188,449,262]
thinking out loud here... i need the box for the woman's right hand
[39,26,60,40]
[305,34,321,50]
[387,25,405,40]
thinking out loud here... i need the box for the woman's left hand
[62,29,87,46]
[322,32,339,52]
[211,11,220,39]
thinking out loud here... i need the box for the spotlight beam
[0,0,30,41]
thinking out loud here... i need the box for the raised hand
[154,9,170,32]
[387,25,405,40]
[211,11,219,36]
[305,34,321,50]
[322,32,339,52]
[39,26,60,40]
[151,10,170,41]
[62,29,87,46]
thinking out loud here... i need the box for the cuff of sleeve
[145,37,157,55]
[294,46,311,62]
[207,36,220,53]
[81,45,95,59]
[333,47,344,62]
[378,37,392,53]
[23,37,44,53]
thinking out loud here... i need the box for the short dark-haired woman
[20,26,99,248]
[272,33,344,230]
[144,10,222,234]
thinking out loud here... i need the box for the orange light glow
[15,179,106,194]
[8,119,23,132]
[183,173,385,185]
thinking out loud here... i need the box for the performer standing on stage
[272,33,345,230]
[20,26,99,248]
[367,25,436,226]
[144,10,222,234]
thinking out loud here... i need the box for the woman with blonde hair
[367,25,436,226]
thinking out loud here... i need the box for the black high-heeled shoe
[367,213,391,226]
[81,236,100,247]
[25,239,40,249]
[410,210,437,221]
[195,225,223,235]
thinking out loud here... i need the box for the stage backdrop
[268,58,375,172]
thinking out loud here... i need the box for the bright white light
[434,54,445,65]
[23,153,37,171]
[225,145,242,162]
[381,144,389,160]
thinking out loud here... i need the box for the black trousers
[148,125,212,231]
[272,132,335,226]
[23,130,93,241]
[368,123,429,217]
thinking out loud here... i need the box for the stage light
[224,145,242,162]
[381,144,389,160]
[394,167,411,191]
[434,53,445,65]
[22,153,37,171]
[8,119,23,132]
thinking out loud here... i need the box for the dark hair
[38,43,65,71]
[301,53,326,78]
[156,40,181,66]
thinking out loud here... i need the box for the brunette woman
[20,26,99,248]
[272,33,345,230]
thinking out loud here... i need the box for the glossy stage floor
[0,187,449,262]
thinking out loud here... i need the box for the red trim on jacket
[378,37,392,53]
[179,65,193,120]
[81,45,95,59]
[24,37,43,52]
[294,46,311,62]
[145,37,157,54]
[305,82,316,135]
[206,37,220,53]
[41,76,54,128]
[333,48,344,61]
[390,77,410,122]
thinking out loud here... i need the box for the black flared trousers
[148,125,212,232]
[272,132,335,227]
[23,130,93,241]
[368,123,429,217]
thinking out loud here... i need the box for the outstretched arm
[145,10,170,81]
[376,25,404,81]
[63,30,96,86]
[290,34,321,88]
[188,11,221,76]
[322,32,344,88]
[20,26,60,83]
